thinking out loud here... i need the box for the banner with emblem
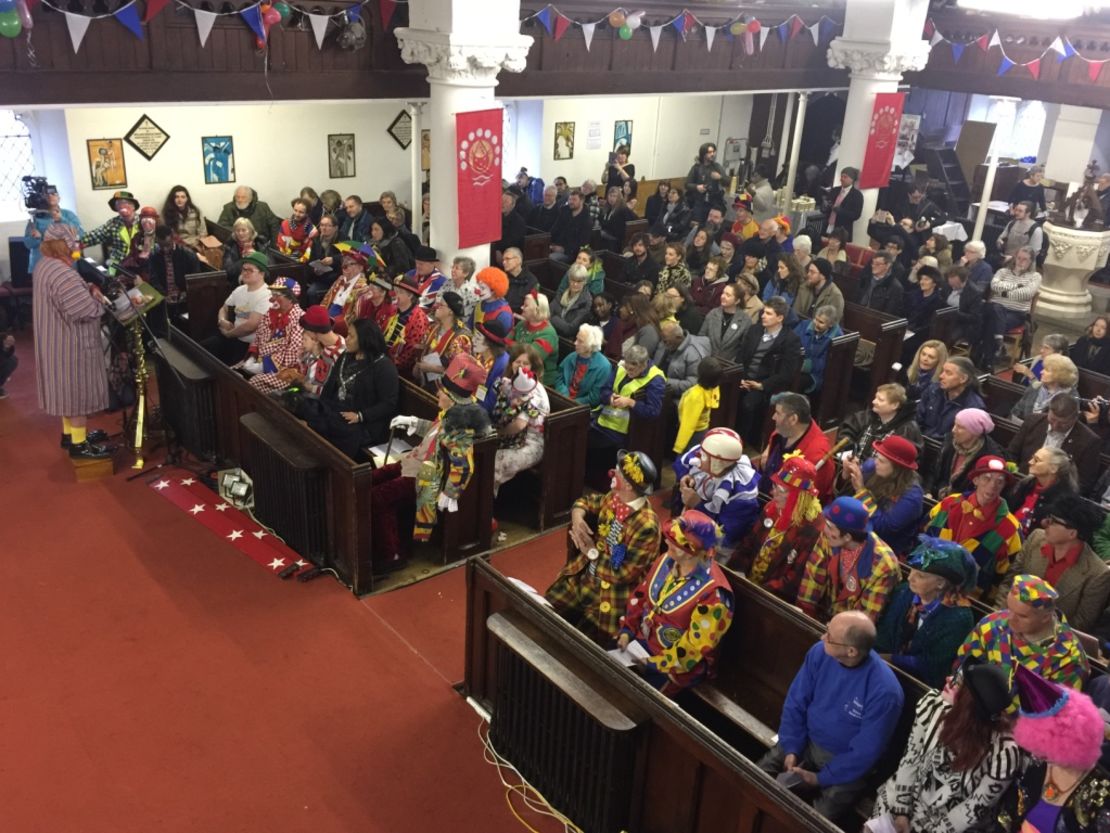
[859,92,905,190]
[455,108,503,249]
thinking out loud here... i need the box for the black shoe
[61,429,109,449]
[69,441,112,460]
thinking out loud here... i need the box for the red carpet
[0,330,569,833]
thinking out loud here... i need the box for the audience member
[554,324,610,407]
[1069,315,1110,376]
[203,251,271,365]
[735,298,803,448]
[644,180,670,227]
[1012,333,1069,387]
[491,363,549,494]
[917,356,985,440]
[875,537,980,687]
[617,510,734,696]
[1006,447,1079,537]
[793,305,842,396]
[549,190,593,262]
[299,186,323,226]
[501,248,538,313]
[690,256,730,314]
[758,392,834,499]
[730,196,759,241]
[1007,165,1047,213]
[996,201,1043,264]
[843,435,924,555]
[654,320,709,397]
[623,233,661,288]
[823,167,864,239]
[699,282,751,360]
[528,185,560,232]
[223,217,263,282]
[412,291,472,389]
[599,187,636,251]
[556,248,605,297]
[925,408,1004,499]
[161,185,205,248]
[684,225,719,276]
[903,265,947,358]
[656,242,693,295]
[991,245,1042,356]
[387,273,431,377]
[1011,354,1079,423]
[919,232,953,271]
[470,267,514,335]
[281,306,345,396]
[859,251,905,316]
[839,383,923,462]
[406,246,446,310]
[145,225,200,335]
[445,256,479,323]
[672,356,720,453]
[757,610,903,821]
[119,205,159,280]
[493,191,527,260]
[736,272,764,324]
[245,277,305,392]
[81,190,141,275]
[792,257,844,321]
[511,292,558,384]
[684,142,726,223]
[762,255,803,309]
[589,292,623,359]
[716,234,743,278]
[903,339,947,402]
[550,264,593,338]
[369,217,414,277]
[618,293,662,357]
[323,249,369,328]
[658,284,703,336]
[217,186,281,244]
[961,240,993,291]
[1008,393,1102,494]
[305,213,342,304]
[337,195,372,243]
[474,318,511,414]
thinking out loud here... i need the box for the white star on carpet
[268,558,286,570]
[180,478,196,486]
[295,560,308,568]
[252,530,266,539]
[214,503,230,512]
[227,530,244,541]
[153,479,170,490]
[189,504,205,515]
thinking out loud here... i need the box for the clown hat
[440,354,485,401]
[906,535,978,593]
[823,496,871,537]
[615,449,656,495]
[663,510,721,558]
[1014,665,1104,769]
[771,453,819,496]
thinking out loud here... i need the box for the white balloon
[626,11,643,29]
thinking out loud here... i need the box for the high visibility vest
[597,365,665,435]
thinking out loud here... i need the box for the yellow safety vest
[597,365,665,435]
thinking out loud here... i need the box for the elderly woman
[557,248,605,297]
[550,264,593,339]
[871,655,1017,833]
[762,255,803,309]
[222,217,264,282]
[733,454,824,602]
[33,224,111,460]
[926,407,1005,499]
[839,383,923,462]
[875,537,981,688]
[1011,353,1079,423]
[903,266,947,361]
[1005,447,1079,536]
[412,290,472,390]
[160,185,205,249]
[1012,333,1070,387]
[555,324,610,407]
[699,281,751,361]
[691,256,731,314]
[656,242,692,295]
[617,510,735,696]
[322,249,369,328]
[512,291,559,384]
[843,435,924,556]
[791,234,813,274]
[924,455,1023,598]
[961,239,993,291]
[792,304,843,395]
[492,362,550,493]
[619,293,662,357]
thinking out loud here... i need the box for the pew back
[842,303,908,392]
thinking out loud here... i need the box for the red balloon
[263,7,280,25]
[747,20,761,33]
[255,35,266,48]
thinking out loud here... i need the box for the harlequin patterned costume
[387,304,431,377]
[545,453,661,642]
[491,369,549,491]
[277,217,318,262]
[924,493,1022,598]
[298,335,345,395]
[619,512,734,695]
[248,283,305,392]
[955,608,1088,692]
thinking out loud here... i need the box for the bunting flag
[142,0,171,23]
[807,21,819,43]
[988,30,1001,49]
[683,10,695,32]
[929,29,943,47]
[704,24,715,51]
[1048,35,1065,59]
[776,19,789,42]
[1028,57,1041,80]
[552,10,570,40]
[671,11,686,38]
[923,19,935,38]
[951,42,965,63]
[114,2,143,39]
[789,14,803,38]
[536,5,552,36]
[378,0,396,31]
[997,56,1014,76]
[63,11,91,52]
[649,24,662,51]
[240,4,265,42]
[976,34,989,51]
[194,8,217,46]
[581,21,595,50]
[1059,37,1077,61]
[758,25,770,51]
[307,12,328,48]
[1089,60,1105,83]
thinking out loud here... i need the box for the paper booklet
[368,438,413,468]
[607,640,650,667]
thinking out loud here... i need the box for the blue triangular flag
[537,6,552,36]
[114,1,144,39]
[777,21,789,41]
[1063,38,1076,58]
[346,3,361,23]
[951,42,965,63]
[240,4,266,41]
[997,56,1014,76]
[672,15,686,37]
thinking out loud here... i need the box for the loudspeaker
[8,237,30,287]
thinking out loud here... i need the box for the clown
[491,364,549,493]
[546,450,662,641]
[322,248,369,326]
[671,427,760,560]
[372,354,491,571]
[81,190,141,275]
[246,277,305,392]
[469,266,514,338]
[734,452,824,602]
[276,197,319,263]
[617,510,734,696]
[351,273,398,342]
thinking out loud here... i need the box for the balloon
[255,35,266,48]
[15,0,31,30]
[607,10,625,28]
[747,20,761,33]
[273,1,290,21]
[625,11,642,29]
[618,23,632,39]
[0,0,15,13]
[0,10,20,37]
[729,21,745,36]
[263,6,280,25]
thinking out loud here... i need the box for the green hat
[907,535,978,594]
[240,251,270,277]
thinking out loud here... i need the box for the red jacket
[762,420,834,499]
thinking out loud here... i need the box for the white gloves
[390,415,419,435]
[437,492,459,513]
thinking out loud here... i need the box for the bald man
[757,611,904,821]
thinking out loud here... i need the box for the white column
[395,25,531,269]
[782,92,808,208]
[408,101,424,242]
[776,93,795,187]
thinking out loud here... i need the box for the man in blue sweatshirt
[757,610,904,821]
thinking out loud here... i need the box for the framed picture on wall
[201,136,235,185]
[86,139,127,191]
[554,122,575,161]
[328,134,356,179]
[614,120,632,153]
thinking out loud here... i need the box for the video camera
[22,176,56,215]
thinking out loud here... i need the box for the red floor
[0,330,567,833]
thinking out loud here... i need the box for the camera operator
[22,178,82,274]
[685,143,727,224]
[31,225,112,460]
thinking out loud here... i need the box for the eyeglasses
[1047,516,1074,529]
[821,628,850,648]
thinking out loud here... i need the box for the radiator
[153,338,217,460]
[240,412,330,565]
[488,613,645,833]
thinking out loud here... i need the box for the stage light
[217,468,254,510]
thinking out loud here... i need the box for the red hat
[440,353,485,400]
[967,455,1016,485]
[393,272,423,296]
[771,453,819,496]
[301,305,333,333]
[342,249,369,270]
[139,206,159,220]
[662,510,722,558]
[871,435,918,471]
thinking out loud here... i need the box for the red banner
[859,92,905,190]
[456,108,503,249]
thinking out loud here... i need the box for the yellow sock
[62,417,72,435]
[71,425,87,444]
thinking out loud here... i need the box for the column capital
[826,38,930,79]
[395,28,533,86]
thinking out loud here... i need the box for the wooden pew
[981,375,1026,423]
[813,330,863,428]
[832,271,861,305]
[465,558,845,833]
[523,231,550,262]
[623,218,648,249]
[929,304,957,347]
[204,218,233,244]
[842,303,908,393]
[185,271,231,342]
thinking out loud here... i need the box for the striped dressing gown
[32,256,109,416]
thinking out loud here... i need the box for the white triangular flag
[705,25,715,51]
[649,24,662,52]
[988,30,1001,49]
[758,25,770,51]
[930,30,944,47]
[581,21,595,51]
[64,12,91,53]
[194,9,217,47]
[1048,35,1064,55]
[808,21,820,43]
[308,12,329,49]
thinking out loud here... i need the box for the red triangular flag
[684,11,696,31]
[143,0,170,23]
[379,0,397,30]
[552,11,571,41]
[790,15,804,38]
[1088,60,1105,83]
[1027,58,1041,80]
[976,34,989,51]
[923,19,935,38]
